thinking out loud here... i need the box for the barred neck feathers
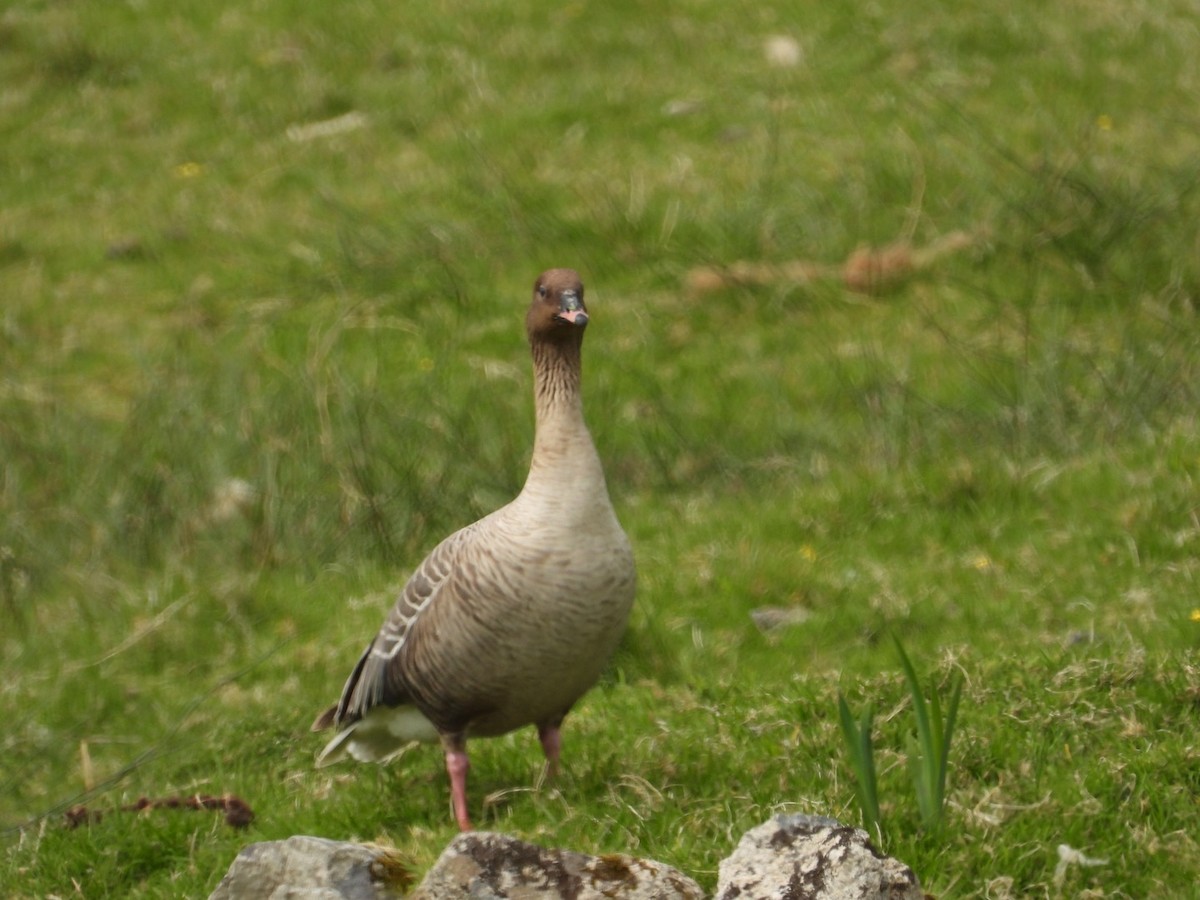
[518,269,607,507]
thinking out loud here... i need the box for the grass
[3,0,1200,896]
[896,638,963,833]
[837,691,881,836]
[837,637,964,840]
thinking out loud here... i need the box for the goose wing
[313,524,474,731]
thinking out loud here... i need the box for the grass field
[3,0,1199,896]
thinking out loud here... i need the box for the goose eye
[537,285,548,298]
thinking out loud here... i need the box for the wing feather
[328,525,474,728]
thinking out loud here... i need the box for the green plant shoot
[895,637,963,831]
[837,693,883,839]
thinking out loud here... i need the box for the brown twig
[685,229,981,297]
[64,794,255,830]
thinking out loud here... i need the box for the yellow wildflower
[173,161,204,179]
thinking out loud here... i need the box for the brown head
[526,268,588,347]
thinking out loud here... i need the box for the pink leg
[537,722,562,781]
[443,741,473,831]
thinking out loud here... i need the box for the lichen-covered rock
[715,814,922,900]
[411,831,705,900]
[207,835,412,900]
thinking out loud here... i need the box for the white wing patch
[316,705,440,767]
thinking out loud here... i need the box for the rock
[411,831,705,900]
[210,818,923,900]
[207,835,412,900]
[715,814,923,900]
[749,606,812,633]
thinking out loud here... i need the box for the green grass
[3,0,1200,896]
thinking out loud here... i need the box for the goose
[312,268,637,831]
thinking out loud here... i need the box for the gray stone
[210,816,924,900]
[411,831,705,900]
[207,835,411,900]
[749,606,812,632]
[715,814,923,900]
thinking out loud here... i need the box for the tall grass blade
[837,692,882,837]
[894,637,962,830]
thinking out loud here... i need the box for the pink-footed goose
[312,268,636,831]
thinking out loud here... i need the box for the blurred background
[2,1,1198,895]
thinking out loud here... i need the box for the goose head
[526,268,588,346]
